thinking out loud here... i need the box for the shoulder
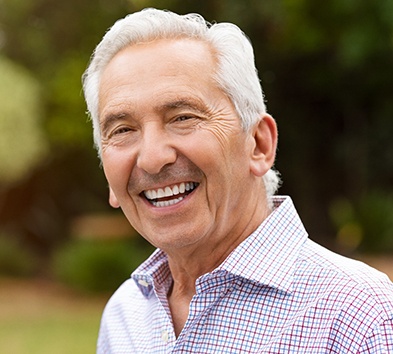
[289,240,393,350]
[297,239,393,315]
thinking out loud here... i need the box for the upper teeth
[144,182,197,200]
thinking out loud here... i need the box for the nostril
[137,145,177,175]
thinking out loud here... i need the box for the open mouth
[142,182,199,207]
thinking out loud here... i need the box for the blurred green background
[1,0,393,289]
[0,0,392,352]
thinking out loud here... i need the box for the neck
[166,193,271,288]
[165,190,272,336]
[166,244,238,337]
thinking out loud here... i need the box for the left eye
[175,116,193,122]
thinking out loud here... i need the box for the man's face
[98,39,269,252]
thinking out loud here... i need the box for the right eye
[113,127,132,135]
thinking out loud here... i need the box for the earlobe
[109,187,120,208]
[249,114,278,177]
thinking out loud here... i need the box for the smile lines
[143,182,198,207]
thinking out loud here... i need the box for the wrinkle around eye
[169,115,204,133]
[101,126,139,148]
[205,114,244,150]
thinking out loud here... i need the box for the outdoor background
[0,0,392,353]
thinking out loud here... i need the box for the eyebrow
[162,98,211,116]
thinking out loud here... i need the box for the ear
[109,186,120,208]
[249,114,278,177]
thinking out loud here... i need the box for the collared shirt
[97,196,393,353]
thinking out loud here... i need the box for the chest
[114,280,365,353]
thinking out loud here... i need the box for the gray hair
[82,8,280,196]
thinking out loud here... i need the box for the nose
[136,124,177,175]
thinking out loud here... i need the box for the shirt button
[138,279,150,287]
[161,330,169,343]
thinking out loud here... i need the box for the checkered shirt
[97,196,393,353]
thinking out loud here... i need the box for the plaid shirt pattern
[97,196,393,353]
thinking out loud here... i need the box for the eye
[114,127,131,134]
[175,115,193,122]
[108,126,134,138]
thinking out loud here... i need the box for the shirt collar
[132,196,308,296]
[132,249,170,298]
[217,196,308,293]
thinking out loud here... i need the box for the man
[83,8,393,353]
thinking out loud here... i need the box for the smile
[143,182,199,207]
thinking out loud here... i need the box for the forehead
[101,38,217,85]
[98,38,222,116]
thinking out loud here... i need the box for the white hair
[82,8,280,196]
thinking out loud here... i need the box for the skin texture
[98,38,277,335]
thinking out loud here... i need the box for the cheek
[183,133,238,195]
[102,148,134,194]
[197,120,248,169]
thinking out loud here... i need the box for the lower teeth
[152,196,184,207]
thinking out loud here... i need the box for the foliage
[0,56,47,185]
[0,0,130,257]
[45,54,93,147]
[0,234,38,276]
[53,237,155,293]
[330,191,393,254]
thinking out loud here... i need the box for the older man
[83,8,393,353]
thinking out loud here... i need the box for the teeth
[157,188,165,198]
[164,186,173,196]
[143,182,198,203]
[152,196,184,207]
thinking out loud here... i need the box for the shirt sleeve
[359,317,393,353]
